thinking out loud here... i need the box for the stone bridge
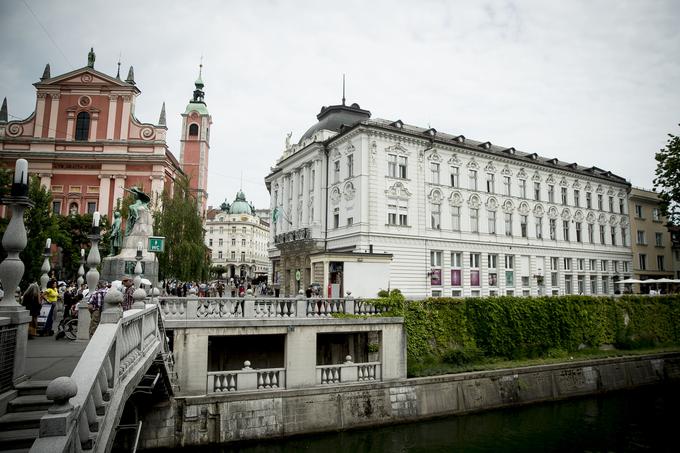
[29,302,173,453]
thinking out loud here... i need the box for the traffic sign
[148,236,165,253]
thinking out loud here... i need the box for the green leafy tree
[654,124,680,224]
[20,177,63,287]
[153,175,209,281]
[55,213,111,281]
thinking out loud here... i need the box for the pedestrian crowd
[161,278,272,298]
[20,275,138,339]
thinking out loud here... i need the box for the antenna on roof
[116,52,121,79]
[342,73,346,106]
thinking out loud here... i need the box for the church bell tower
[179,64,212,216]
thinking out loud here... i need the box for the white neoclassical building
[265,101,633,298]
[204,191,270,281]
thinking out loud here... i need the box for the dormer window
[423,128,436,137]
[75,111,90,141]
[453,135,465,143]
[567,162,577,169]
[503,147,516,155]
[391,119,404,129]
[528,153,538,160]
[547,158,558,165]
[478,142,491,150]
[189,123,199,136]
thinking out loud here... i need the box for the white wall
[344,261,391,298]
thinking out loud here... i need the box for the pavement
[24,333,88,381]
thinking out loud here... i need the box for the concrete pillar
[119,96,131,141]
[106,95,117,140]
[175,330,208,396]
[89,111,99,142]
[47,93,60,139]
[65,110,75,141]
[98,176,111,217]
[33,94,47,138]
[284,327,316,388]
[314,159,322,225]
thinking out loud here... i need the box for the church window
[75,112,90,141]
[189,123,199,136]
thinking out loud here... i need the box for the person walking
[22,283,41,338]
[121,276,134,311]
[88,280,107,336]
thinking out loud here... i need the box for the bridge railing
[159,296,385,321]
[30,303,165,453]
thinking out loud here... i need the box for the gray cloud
[1,0,679,208]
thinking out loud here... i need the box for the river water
[171,384,678,452]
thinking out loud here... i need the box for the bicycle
[56,303,78,341]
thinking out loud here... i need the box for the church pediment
[35,67,136,91]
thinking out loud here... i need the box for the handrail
[159,296,386,321]
[30,304,166,453]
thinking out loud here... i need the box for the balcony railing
[159,296,385,321]
[208,362,286,393]
[317,357,381,385]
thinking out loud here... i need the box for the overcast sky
[1,0,679,209]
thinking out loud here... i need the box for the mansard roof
[350,118,629,186]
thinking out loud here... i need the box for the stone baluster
[78,213,101,340]
[40,238,51,291]
[132,244,146,309]
[345,294,355,315]
[76,248,85,288]
[243,288,255,318]
[295,290,307,318]
[0,159,33,385]
[101,285,123,324]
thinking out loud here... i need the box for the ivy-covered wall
[374,294,680,364]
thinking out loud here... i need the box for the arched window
[189,124,199,136]
[75,112,90,141]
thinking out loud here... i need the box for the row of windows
[52,200,97,215]
[208,226,255,235]
[380,153,623,212]
[429,252,629,273]
[427,207,628,245]
[636,230,667,246]
[213,251,261,261]
[634,204,661,221]
[208,238,267,248]
[638,253,667,271]
[333,154,354,183]
[442,165,625,212]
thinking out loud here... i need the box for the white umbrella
[616,278,643,284]
[640,279,660,284]
[654,278,675,283]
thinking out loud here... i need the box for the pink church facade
[0,50,207,220]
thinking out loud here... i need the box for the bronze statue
[123,187,151,236]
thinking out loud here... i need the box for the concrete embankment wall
[139,352,680,450]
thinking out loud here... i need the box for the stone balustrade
[30,304,167,453]
[207,361,286,393]
[159,296,385,321]
[316,356,381,385]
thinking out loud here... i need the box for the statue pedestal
[101,206,159,285]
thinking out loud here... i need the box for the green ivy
[369,295,680,370]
